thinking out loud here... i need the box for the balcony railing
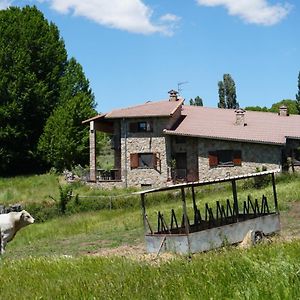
[96,169,121,181]
[170,168,187,182]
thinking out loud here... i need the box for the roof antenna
[177,81,188,95]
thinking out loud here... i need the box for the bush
[25,202,58,223]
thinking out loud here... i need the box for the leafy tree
[190,96,203,106]
[218,81,226,108]
[38,59,96,171]
[296,71,300,114]
[0,6,67,174]
[244,106,268,112]
[218,74,238,109]
[269,99,298,115]
[245,100,298,114]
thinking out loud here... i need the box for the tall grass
[1,172,300,223]
[0,174,59,205]
[0,240,299,299]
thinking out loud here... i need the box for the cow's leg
[0,232,5,255]
[0,232,3,255]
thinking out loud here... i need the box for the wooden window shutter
[130,153,139,169]
[129,122,138,133]
[233,150,242,166]
[208,151,218,167]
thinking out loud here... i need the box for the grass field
[0,173,300,299]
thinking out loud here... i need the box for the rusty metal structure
[136,169,281,254]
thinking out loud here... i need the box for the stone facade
[120,117,171,188]
[89,108,297,188]
[170,136,199,181]
[197,138,282,181]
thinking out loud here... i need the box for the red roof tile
[82,99,184,123]
[164,106,300,145]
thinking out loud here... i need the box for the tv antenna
[177,81,188,95]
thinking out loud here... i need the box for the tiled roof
[82,99,184,123]
[164,106,300,145]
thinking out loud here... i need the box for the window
[139,153,154,168]
[208,150,242,167]
[129,121,153,133]
[292,148,300,166]
[130,152,161,171]
[175,136,186,144]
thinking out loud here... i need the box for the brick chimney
[278,105,288,116]
[168,89,179,101]
[235,109,246,126]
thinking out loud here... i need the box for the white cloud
[196,0,292,25]
[0,0,13,10]
[44,0,179,35]
[160,13,181,23]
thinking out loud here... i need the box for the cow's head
[20,210,35,226]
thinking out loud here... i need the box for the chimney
[278,105,288,116]
[168,89,179,101]
[235,109,246,126]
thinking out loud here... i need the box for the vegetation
[0,240,299,299]
[245,99,298,114]
[0,6,96,175]
[296,71,300,114]
[218,74,238,109]
[189,96,203,106]
[38,58,96,171]
[0,173,299,298]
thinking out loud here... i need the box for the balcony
[96,169,121,181]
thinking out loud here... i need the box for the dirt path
[280,201,300,240]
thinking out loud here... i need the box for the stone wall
[197,138,282,181]
[120,117,171,187]
[170,136,199,181]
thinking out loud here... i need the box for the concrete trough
[145,213,280,254]
[137,170,281,255]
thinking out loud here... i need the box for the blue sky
[1,0,299,113]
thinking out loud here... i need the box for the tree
[218,74,238,109]
[245,100,298,114]
[218,81,226,108]
[38,58,96,171]
[190,96,203,106]
[296,71,300,114]
[0,6,67,174]
[269,99,298,115]
[244,106,268,112]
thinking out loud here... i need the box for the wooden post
[191,186,197,214]
[141,194,147,232]
[272,173,279,213]
[181,187,190,235]
[231,180,239,221]
[181,187,191,254]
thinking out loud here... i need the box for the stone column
[89,121,97,182]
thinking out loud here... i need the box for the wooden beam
[141,194,147,233]
[181,187,190,235]
[272,173,279,213]
[191,186,197,213]
[231,180,239,221]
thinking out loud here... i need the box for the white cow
[0,210,34,255]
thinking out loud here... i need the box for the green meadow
[0,173,300,299]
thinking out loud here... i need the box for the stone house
[83,91,300,188]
